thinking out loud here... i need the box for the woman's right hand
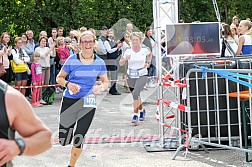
[67,82,80,95]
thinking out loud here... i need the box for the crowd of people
[0,23,156,107]
[221,16,252,56]
[0,23,155,166]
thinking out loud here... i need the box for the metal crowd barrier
[175,56,252,161]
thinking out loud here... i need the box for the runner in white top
[236,20,252,55]
[125,45,150,76]
[119,32,152,124]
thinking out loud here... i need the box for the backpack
[42,86,56,105]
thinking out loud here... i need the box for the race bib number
[35,66,42,74]
[129,69,139,78]
[83,94,97,108]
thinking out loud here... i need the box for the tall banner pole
[153,0,165,148]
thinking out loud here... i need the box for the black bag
[42,86,56,105]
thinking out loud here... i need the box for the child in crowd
[31,52,43,107]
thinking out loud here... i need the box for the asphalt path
[13,83,250,167]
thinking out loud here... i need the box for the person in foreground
[119,32,152,124]
[0,79,52,167]
[56,31,109,167]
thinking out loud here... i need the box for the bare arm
[8,87,52,156]
[45,45,55,57]
[119,55,129,66]
[0,87,52,166]
[146,52,152,64]
[56,69,80,94]
[119,49,131,66]
[0,50,4,58]
[236,36,245,55]
[92,73,109,94]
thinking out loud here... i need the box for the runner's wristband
[64,81,69,88]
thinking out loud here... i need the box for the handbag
[10,60,28,73]
[0,57,7,77]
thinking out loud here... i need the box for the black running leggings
[59,97,96,148]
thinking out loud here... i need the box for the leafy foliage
[0,0,251,43]
[179,0,252,23]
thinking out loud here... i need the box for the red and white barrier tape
[162,123,187,133]
[14,84,61,89]
[155,111,189,150]
[157,99,189,112]
[156,75,188,90]
[110,76,156,82]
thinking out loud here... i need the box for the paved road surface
[13,83,251,167]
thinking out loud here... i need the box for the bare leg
[21,80,27,96]
[139,98,143,110]
[15,80,22,92]
[133,99,140,114]
[69,147,82,167]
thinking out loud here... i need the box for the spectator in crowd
[26,30,36,55]
[21,33,30,55]
[68,30,79,45]
[35,36,56,103]
[25,30,36,96]
[119,32,152,124]
[246,18,251,22]
[40,31,47,37]
[55,27,65,79]
[236,20,252,55]
[230,25,239,43]
[88,28,96,36]
[0,79,52,167]
[0,32,12,84]
[57,27,64,37]
[80,26,87,33]
[56,31,109,167]
[48,28,58,84]
[31,52,43,107]
[222,24,238,56]
[97,26,108,60]
[57,37,70,66]
[231,16,239,28]
[121,32,131,93]
[21,33,33,98]
[48,28,58,47]
[35,31,49,48]
[11,37,30,96]
[126,23,134,36]
[56,36,70,93]
[68,40,80,56]
[143,26,156,87]
[104,29,122,95]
